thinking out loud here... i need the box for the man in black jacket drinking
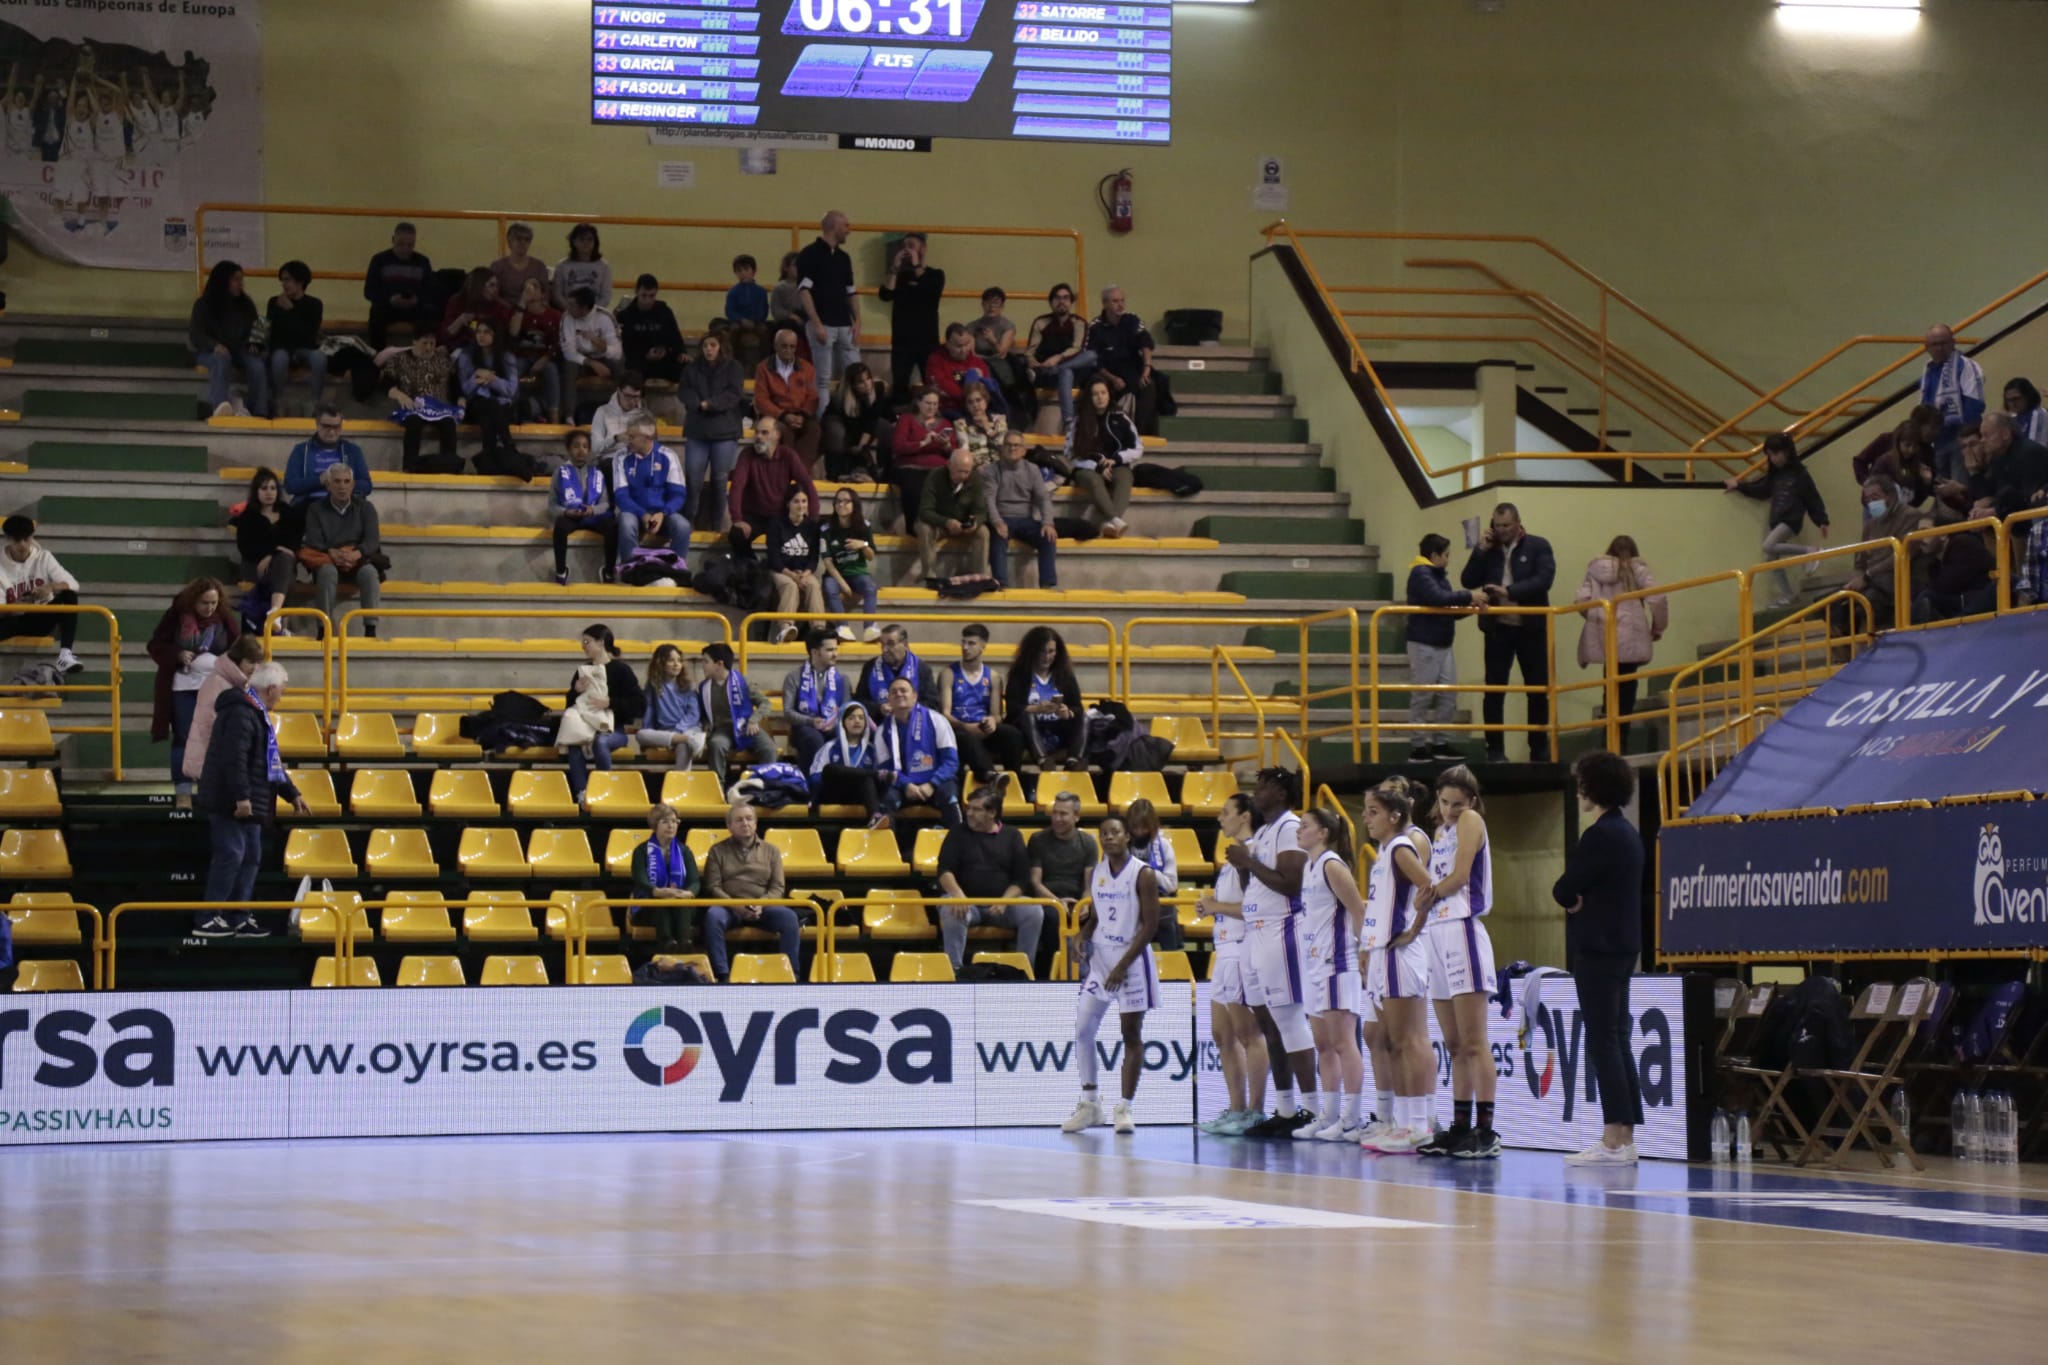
[1460,503,1556,763]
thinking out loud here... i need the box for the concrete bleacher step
[1167,368,1281,396]
[1243,619,1400,653]
[24,440,213,474]
[1157,415,1311,445]
[1189,464,1333,493]
[1193,515,1362,545]
[1223,570,1394,602]
[11,338,193,368]
[59,552,237,587]
[34,496,222,529]
[22,389,196,422]
[1173,395,1295,420]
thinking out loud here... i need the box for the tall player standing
[1294,809,1369,1141]
[1414,766,1502,1158]
[1195,793,1269,1135]
[1358,778,1439,1153]
[1230,768,1324,1139]
[1060,814,1161,1136]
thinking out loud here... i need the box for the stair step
[14,339,195,369]
[1157,415,1310,444]
[1222,570,1392,604]
[66,730,163,772]
[23,390,197,422]
[59,552,239,587]
[24,441,212,474]
[1168,369,1283,396]
[1191,464,1334,493]
[1244,621,1398,654]
[1192,515,1361,545]
[38,496,223,529]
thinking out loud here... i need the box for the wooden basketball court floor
[6,1128,2046,1362]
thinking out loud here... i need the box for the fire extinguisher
[1098,168,1133,235]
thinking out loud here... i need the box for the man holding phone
[878,230,945,397]
[1459,502,1556,763]
[916,447,993,587]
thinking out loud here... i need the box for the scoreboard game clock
[591,1,1174,145]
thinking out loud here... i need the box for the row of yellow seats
[309,954,552,987]
[301,950,1195,990]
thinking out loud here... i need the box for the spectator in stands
[590,370,644,463]
[439,267,510,351]
[507,277,566,424]
[550,429,617,586]
[764,488,828,645]
[927,323,1003,419]
[1006,625,1085,770]
[147,576,239,809]
[808,700,887,827]
[1975,410,2048,523]
[781,627,848,767]
[631,802,699,951]
[363,221,434,349]
[283,404,372,504]
[1027,282,1094,431]
[1935,420,1992,520]
[1912,525,1997,623]
[727,415,819,557]
[614,412,689,566]
[2005,378,2048,447]
[755,324,822,467]
[1085,285,1157,433]
[561,624,642,803]
[698,642,776,773]
[988,430,1058,590]
[191,260,270,419]
[1921,325,1987,481]
[971,286,1033,418]
[859,623,939,710]
[489,222,550,310]
[725,253,770,368]
[700,801,798,981]
[1840,478,1926,631]
[194,660,307,938]
[770,250,804,326]
[554,223,613,311]
[1063,376,1140,537]
[796,210,862,417]
[878,675,963,828]
[1403,533,1474,762]
[638,642,707,772]
[1461,502,1557,764]
[1552,749,1643,1166]
[560,286,623,388]
[1724,433,1829,610]
[823,362,891,483]
[917,447,993,587]
[890,386,958,521]
[456,319,533,478]
[382,332,460,474]
[1574,535,1668,751]
[1124,798,1182,949]
[618,274,685,384]
[180,633,266,792]
[879,231,945,395]
[0,514,84,675]
[936,784,1045,970]
[264,260,324,415]
[1852,402,1942,484]
[822,488,881,642]
[942,622,1028,783]
[233,468,304,636]
[1869,419,1941,510]
[679,332,745,532]
[953,382,1008,467]
[1029,790,1098,965]
[301,464,383,638]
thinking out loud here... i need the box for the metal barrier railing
[1550,569,1749,754]
[1361,603,1556,763]
[1209,646,1270,772]
[261,606,338,731]
[1119,608,1358,754]
[0,603,124,779]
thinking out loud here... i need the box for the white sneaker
[54,648,83,675]
[1355,1118,1392,1146]
[1111,1101,1135,1134]
[1291,1111,1329,1140]
[835,625,856,642]
[1060,1099,1102,1133]
[862,625,882,643]
[1313,1117,1353,1142]
[1336,1124,1368,1143]
[1564,1142,1638,1166]
[212,401,236,418]
[1364,1125,1424,1155]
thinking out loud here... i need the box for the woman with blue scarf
[632,802,700,950]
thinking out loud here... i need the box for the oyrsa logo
[1975,823,2047,926]
[623,1007,703,1086]
[1519,1003,1675,1121]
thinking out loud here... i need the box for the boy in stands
[0,515,85,674]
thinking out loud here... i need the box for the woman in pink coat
[181,634,269,786]
[1575,535,1668,747]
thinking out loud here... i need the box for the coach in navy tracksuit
[1460,502,1556,763]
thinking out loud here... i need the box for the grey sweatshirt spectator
[988,432,1057,589]
[301,464,382,633]
[1404,534,1475,761]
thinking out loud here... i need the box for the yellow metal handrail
[1362,603,1555,763]
[0,603,124,778]
[5,900,104,989]
[1550,569,1749,752]
[1209,646,1269,772]
[737,611,1119,701]
[261,606,337,731]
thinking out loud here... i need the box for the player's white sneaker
[1060,1099,1102,1133]
[1355,1117,1393,1146]
[1364,1125,1424,1155]
[1564,1141,1637,1166]
[1291,1111,1329,1140]
[1111,1101,1135,1134]
[1312,1117,1352,1141]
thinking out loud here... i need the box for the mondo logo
[623,1007,703,1087]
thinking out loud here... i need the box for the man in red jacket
[926,323,1004,420]
[726,417,820,556]
[754,324,821,466]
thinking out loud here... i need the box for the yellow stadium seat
[818,953,878,982]
[12,959,86,992]
[457,827,528,878]
[583,771,651,820]
[7,895,83,945]
[686,827,722,865]
[364,827,439,879]
[764,827,832,877]
[272,712,328,761]
[1152,716,1222,764]
[381,891,457,943]
[0,828,70,878]
[282,827,354,879]
[863,897,933,940]
[1154,949,1195,982]
[334,711,405,761]
[296,891,370,946]
[730,952,798,984]
[507,769,580,819]
[0,710,58,758]
[652,952,714,979]
[1178,898,1213,942]
[1108,771,1179,817]
[479,954,549,986]
[349,768,422,819]
[0,767,61,817]
[428,769,498,819]
[834,828,909,877]
[547,889,618,941]
[1180,771,1239,818]
[658,769,728,817]
[528,828,600,877]
[890,952,955,983]
[1035,770,1106,816]
[411,712,483,761]
[396,955,466,987]
[994,770,1033,818]
[464,892,539,942]
[287,768,341,818]
[973,950,1035,980]
[1168,827,1214,876]
[604,827,643,876]
[579,954,633,985]
[311,956,382,987]
[912,827,946,876]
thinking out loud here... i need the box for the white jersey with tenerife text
[1210,863,1245,952]
[1238,810,1302,928]
[1299,848,1354,975]
[1426,818,1492,923]
[1363,827,1430,950]
[1089,853,1150,954]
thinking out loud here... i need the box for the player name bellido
[840,134,933,153]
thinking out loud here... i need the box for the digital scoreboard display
[591,1,1173,145]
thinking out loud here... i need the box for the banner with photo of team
[0,1,263,271]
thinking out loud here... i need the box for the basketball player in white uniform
[1229,768,1323,1139]
[1060,814,1160,1136]
[1414,766,1501,1159]
[1357,778,1438,1153]
[1295,808,1370,1142]
[1194,792,1268,1136]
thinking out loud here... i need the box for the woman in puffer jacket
[1574,535,1668,749]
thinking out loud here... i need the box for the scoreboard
[591,1,1174,145]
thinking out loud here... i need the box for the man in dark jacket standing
[194,661,308,938]
[1461,503,1557,763]
[1404,533,1479,762]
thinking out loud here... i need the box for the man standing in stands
[1085,285,1157,433]
[1461,502,1555,763]
[1920,324,1985,482]
[935,784,1045,970]
[301,463,382,639]
[0,514,85,674]
[282,404,372,504]
[700,801,799,982]
[797,209,861,417]
[879,231,945,397]
[363,221,433,349]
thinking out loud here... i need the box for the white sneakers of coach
[1564,1142,1638,1166]
[1060,1099,1102,1133]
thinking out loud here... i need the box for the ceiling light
[1776,1,1921,37]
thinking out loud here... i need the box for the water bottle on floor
[1993,1093,2017,1164]
[2005,1091,2023,1163]
[1734,1111,1752,1164]
[1960,1091,1983,1162]
[1710,1109,1730,1164]
[1888,1087,1911,1150]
